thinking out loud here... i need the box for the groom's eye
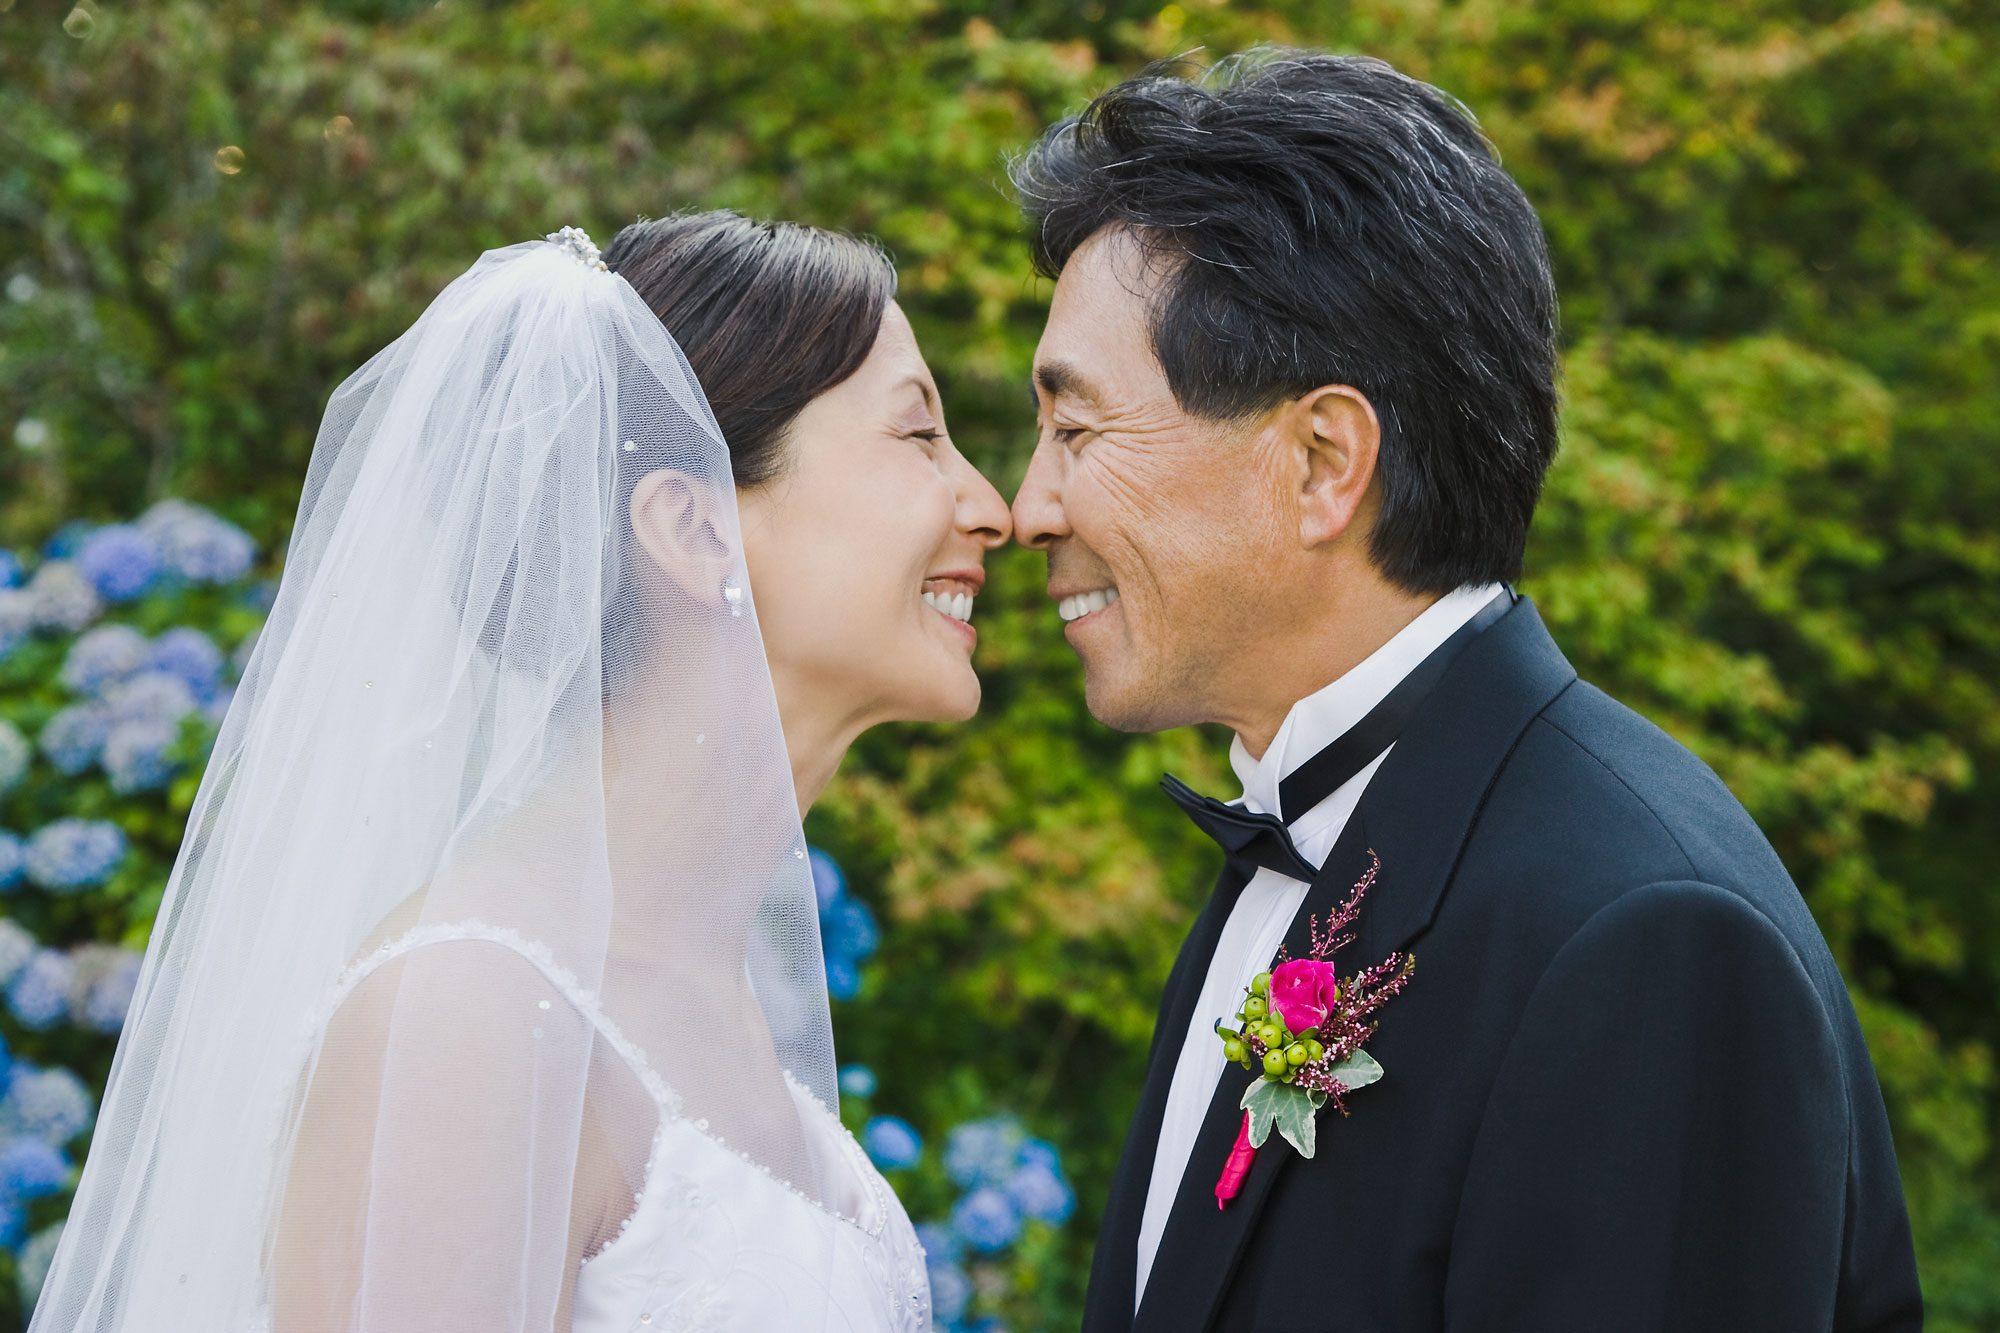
[1051,424,1084,445]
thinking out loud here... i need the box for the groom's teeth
[1058,587,1119,622]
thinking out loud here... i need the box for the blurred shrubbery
[3,0,1996,1328]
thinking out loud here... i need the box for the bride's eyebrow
[889,374,941,426]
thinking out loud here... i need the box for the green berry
[1285,1042,1309,1068]
[1223,1039,1245,1063]
[1262,1049,1289,1078]
[1250,971,1272,997]
[1243,995,1268,1021]
[1305,1039,1325,1062]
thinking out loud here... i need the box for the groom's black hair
[1010,49,1559,594]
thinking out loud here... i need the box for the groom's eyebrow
[1031,361,1099,411]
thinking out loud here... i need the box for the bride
[27,214,1011,1331]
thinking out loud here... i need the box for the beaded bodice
[253,920,931,1332]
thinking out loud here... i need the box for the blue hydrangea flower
[0,920,36,986]
[137,500,256,584]
[230,625,262,678]
[914,1221,959,1262]
[16,1220,64,1307]
[0,1064,95,1144]
[925,1254,972,1325]
[808,847,845,913]
[103,716,181,793]
[0,588,31,659]
[58,623,150,695]
[37,702,111,775]
[76,524,162,603]
[862,1116,923,1171]
[824,953,860,1001]
[1018,1136,1061,1174]
[945,1116,1026,1191]
[823,895,879,962]
[0,549,20,589]
[1004,1158,1076,1225]
[951,1185,1023,1254]
[0,1136,72,1203]
[102,669,198,727]
[24,560,100,632]
[40,521,96,562]
[5,951,74,1031]
[0,1195,20,1250]
[79,950,141,1033]
[0,719,27,795]
[146,626,225,701]
[23,818,127,892]
[0,1032,11,1090]
[838,1064,877,1099]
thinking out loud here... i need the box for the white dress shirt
[1132,582,1505,1307]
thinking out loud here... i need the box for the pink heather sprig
[1272,850,1381,971]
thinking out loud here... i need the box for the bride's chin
[894,666,982,725]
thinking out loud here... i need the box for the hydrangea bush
[0,500,264,1317]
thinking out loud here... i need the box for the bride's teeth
[923,588,974,623]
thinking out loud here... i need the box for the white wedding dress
[251,921,934,1333]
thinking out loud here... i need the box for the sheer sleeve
[267,932,604,1331]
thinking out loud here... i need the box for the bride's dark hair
[602,209,898,487]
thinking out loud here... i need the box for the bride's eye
[907,428,942,447]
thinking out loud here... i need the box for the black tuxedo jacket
[1084,595,1922,1333]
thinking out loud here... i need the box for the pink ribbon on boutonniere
[1215,1111,1257,1209]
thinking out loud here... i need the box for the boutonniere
[1211,849,1416,1208]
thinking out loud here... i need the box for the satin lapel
[1349,595,1578,966]
[1127,595,1578,1333]
[1083,860,1252,1333]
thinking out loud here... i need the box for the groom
[1009,51,1924,1332]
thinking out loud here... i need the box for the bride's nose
[951,452,1013,550]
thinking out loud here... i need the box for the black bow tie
[1162,589,1513,885]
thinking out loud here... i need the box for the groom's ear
[627,468,736,611]
[1290,385,1381,550]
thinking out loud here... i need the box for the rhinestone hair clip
[544,224,608,271]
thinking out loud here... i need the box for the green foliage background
[3,0,1996,1326]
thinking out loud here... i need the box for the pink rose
[1268,958,1339,1033]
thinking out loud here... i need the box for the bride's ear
[627,469,737,613]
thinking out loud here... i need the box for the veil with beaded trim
[26,228,861,1330]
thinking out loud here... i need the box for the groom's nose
[1010,440,1069,551]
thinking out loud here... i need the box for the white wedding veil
[28,228,844,1329]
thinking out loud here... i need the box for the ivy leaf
[1322,1049,1385,1093]
[1239,1079,1319,1157]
